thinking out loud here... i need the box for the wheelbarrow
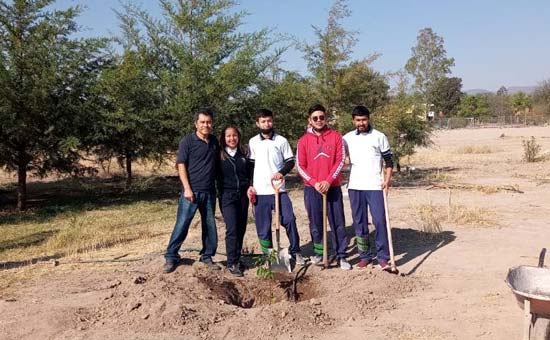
[506,248,550,340]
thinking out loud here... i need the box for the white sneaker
[310,255,323,264]
[293,253,306,265]
[339,258,351,270]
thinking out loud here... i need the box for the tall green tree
[254,71,316,145]
[92,9,169,189]
[301,0,379,125]
[0,0,107,210]
[337,61,389,114]
[457,94,489,117]
[405,28,455,105]
[428,77,463,116]
[96,50,164,188]
[301,0,354,104]
[125,0,283,142]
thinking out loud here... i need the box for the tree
[90,9,172,189]
[125,0,283,142]
[301,0,373,124]
[405,28,455,105]
[336,60,390,118]
[457,94,489,118]
[96,49,164,188]
[510,92,532,114]
[496,86,508,96]
[428,77,463,116]
[376,90,432,172]
[533,79,550,116]
[487,92,513,117]
[0,0,107,210]
[253,71,316,145]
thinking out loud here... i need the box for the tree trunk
[17,159,27,211]
[125,154,132,189]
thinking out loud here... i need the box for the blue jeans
[165,191,218,263]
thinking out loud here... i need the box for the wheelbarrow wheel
[531,316,550,340]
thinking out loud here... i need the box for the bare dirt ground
[1,126,550,340]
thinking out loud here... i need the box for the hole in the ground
[197,272,318,308]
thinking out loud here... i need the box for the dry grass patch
[447,204,493,226]
[454,145,493,154]
[0,200,175,263]
[411,199,494,232]
[411,202,443,234]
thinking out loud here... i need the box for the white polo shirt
[249,132,294,194]
[343,127,390,190]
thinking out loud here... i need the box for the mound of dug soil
[83,257,421,339]
[0,255,422,340]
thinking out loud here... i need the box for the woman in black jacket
[217,126,252,277]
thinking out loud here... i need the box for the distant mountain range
[464,86,537,95]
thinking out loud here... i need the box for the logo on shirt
[313,145,330,160]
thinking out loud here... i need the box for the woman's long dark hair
[220,125,245,160]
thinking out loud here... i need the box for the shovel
[382,189,399,274]
[271,178,292,273]
[322,193,329,269]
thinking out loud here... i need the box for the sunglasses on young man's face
[311,115,325,122]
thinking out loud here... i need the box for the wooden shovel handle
[271,178,284,191]
[271,178,283,233]
[322,193,328,268]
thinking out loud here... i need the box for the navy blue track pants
[348,189,390,262]
[253,192,300,255]
[304,186,348,259]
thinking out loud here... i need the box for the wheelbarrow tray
[506,265,550,318]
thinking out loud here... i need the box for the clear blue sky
[52,0,550,91]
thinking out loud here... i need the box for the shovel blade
[270,247,291,273]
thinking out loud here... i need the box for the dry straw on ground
[454,145,493,154]
[411,194,494,234]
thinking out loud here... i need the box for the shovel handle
[539,248,547,268]
[322,193,328,268]
[383,190,397,273]
[271,178,284,191]
[271,178,284,232]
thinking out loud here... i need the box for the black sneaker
[200,258,221,270]
[227,264,244,277]
[163,261,178,274]
[238,260,248,271]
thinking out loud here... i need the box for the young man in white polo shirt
[343,105,394,271]
[247,109,305,265]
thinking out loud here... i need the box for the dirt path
[1,126,550,339]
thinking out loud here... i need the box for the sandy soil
[1,126,550,340]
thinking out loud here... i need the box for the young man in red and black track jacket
[296,104,351,270]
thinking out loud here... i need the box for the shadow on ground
[0,230,59,252]
[392,166,460,187]
[299,224,456,274]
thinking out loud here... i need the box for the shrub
[523,136,541,162]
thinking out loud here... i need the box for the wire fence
[432,114,550,129]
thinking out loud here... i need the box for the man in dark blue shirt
[164,108,220,273]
